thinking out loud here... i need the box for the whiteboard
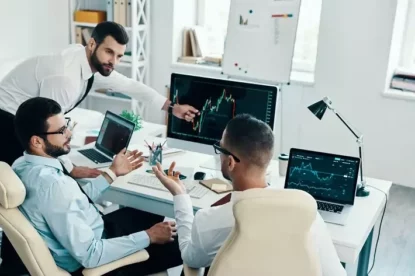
[222,0,301,84]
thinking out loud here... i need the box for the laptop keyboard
[317,201,344,214]
[78,149,112,164]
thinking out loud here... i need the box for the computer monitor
[167,73,278,168]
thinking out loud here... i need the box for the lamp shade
[307,100,328,120]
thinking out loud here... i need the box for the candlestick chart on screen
[169,78,275,144]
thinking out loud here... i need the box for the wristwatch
[168,104,175,114]
[102,168,117,181]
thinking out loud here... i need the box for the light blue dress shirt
[12,153,150,272]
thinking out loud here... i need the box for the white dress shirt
[0,44,167,115]
[0,44,167,171]
[173,188,347,275]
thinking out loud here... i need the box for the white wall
[3,0,410,187]
[149,0,415,187]
[0,0,69,59]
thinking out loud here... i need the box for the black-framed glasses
[38,117,72,136]
[213,142,240,162]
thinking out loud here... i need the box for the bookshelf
[68,0,150,117]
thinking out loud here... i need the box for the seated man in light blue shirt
[12,97,182,276]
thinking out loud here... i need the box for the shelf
[117,62,132,68]
[72,22,97,28]
[117,60,145,67]
[72,21,132,31]
[88,91,132,103]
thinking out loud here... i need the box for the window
[197,0,231,56]
[196,0,322,73]
[400,0,415,71]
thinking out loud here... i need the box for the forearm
[77,232,150,268]
[174,194,210,268]
[94,71,167,110]
[78,175,111,201]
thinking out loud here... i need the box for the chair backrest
[0,162,69,276]
[207,188,322,276]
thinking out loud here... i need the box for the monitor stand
[200,155,222,171]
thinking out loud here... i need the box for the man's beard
[221,170,231,181]
[44,139,70,158]
[221,161,231,181]
[91,49,114,76]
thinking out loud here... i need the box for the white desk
[94,136,390,276]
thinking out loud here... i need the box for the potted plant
[120,110,143,131]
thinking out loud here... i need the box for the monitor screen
[96,111,135,157]
[284,148,360,205]
[167,73,278,145]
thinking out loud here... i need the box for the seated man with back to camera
[12,97,182,276]
[152,113,346,275]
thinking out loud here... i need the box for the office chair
[206,188,322,276]
[0,161,150,276]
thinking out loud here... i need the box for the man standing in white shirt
[152,114,346,276]
[0,21,198,174]
[0,21,198,275]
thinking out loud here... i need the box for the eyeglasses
[213,142,240,162]
[38,117,72,136]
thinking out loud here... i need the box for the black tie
[60,163,103,216]
[65,75,95,114]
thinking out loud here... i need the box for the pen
[144,140,154,152]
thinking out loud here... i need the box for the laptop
[284,148,360,226]
[69,111,135,168]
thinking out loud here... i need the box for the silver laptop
[284,148,360,226]
[69,111,135,169]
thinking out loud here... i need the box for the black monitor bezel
[95,110,135,157]
[167,73,278,146]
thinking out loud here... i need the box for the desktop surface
[97,135,392,265]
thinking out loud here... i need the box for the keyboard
[78,148,112,164]
[128,174,209,199]
[317,201,344,214]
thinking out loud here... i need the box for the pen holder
[149,148,163,166]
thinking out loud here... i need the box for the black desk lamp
[307,97,370,197]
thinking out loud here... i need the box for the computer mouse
[194,172,206,180]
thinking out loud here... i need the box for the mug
[278,153,289,176]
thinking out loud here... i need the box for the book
[199,178,233,194]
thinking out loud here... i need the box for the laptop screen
[95,111,135,157]
[284,148,360,205]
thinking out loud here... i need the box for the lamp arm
[332,110,360,139]
[332,109,365,186]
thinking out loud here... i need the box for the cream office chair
[0,161,150,276]
[206,188,322,276]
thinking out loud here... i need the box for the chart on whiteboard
[222,0,302,83]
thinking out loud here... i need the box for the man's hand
[173,104,200,122]
[152,162,186,196]
[109,148,144,177]
[145,221,177,244]
[70,166,102,179]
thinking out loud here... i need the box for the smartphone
[145,170,187,180]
